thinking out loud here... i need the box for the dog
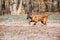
[29,13,48,25]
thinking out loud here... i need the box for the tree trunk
[10,0,17,15]
[10,0,22,15]
[17,0,22,15]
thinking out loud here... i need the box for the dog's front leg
[29,20,33,24]
[33,21,37,25]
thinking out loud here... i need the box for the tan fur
[29,14,48,25]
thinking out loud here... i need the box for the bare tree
[10,0,22,15]
[17,0,22,15]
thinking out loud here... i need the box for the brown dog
[29,14,48,25]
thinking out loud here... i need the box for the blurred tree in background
[0,0,60,15]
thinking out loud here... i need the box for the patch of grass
[48,13,60,20]
[0,13,60,22]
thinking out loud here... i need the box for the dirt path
[0,25,60,40]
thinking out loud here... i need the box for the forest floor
[0,12,60,40]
